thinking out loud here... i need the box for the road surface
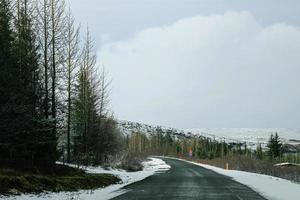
[112,158,267,200]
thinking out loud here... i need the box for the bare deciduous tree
[64,7,80,162]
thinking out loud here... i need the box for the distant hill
[118,120,300,152]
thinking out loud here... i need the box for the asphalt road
[112,158,267,200]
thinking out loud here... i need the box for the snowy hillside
[118,120,184,136]
[118,120,300,150]
[185,128,300,150]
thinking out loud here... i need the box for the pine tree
[267,133,282,160]
[0,0,16,166]
[0,0,14,113]
[0,0,13,66]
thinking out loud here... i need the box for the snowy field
[163,156,300,200]
[119,121,300,149]
[0,158,170,200]
[185,128,300,147]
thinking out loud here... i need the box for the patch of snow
[185,128,300,150]
[163,156,300,200]
[0,158,170,200]
[274,162,300,167]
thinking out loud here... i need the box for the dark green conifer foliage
[0,0,57,172]
[267,133,282,160]
[0,0,16,164]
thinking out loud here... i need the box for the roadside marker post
[226,163,229,170]
[189,149,193,157]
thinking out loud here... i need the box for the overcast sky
[71,0,300,128]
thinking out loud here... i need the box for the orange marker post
[226,163,229,170]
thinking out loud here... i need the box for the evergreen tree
[267,133,282,160]
[0,0,16,166]
[0,0,13,105]
[0,0,58,172]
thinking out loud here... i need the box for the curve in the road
[112,158,267,200]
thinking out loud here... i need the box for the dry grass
[185,155,300,183]
[119,152,146,172]
[0,164,121,196]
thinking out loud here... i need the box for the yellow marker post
[226,163,229,170]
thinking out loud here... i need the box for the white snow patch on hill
[0,158,170,200]
[118,121,300,149]
[164,156,300,200]
[186,128,300,144]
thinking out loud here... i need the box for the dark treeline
[0,0,121,173]
[126,128,232,159]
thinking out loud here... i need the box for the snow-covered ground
[163,156,300,200]
[185,128,300,150]
[118,121,300,150]
[0,158,170,200]
[3,156,299,200]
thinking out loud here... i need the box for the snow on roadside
[163,156,300,200]
[0,157,170,200]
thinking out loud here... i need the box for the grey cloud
[99,11,300,128]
